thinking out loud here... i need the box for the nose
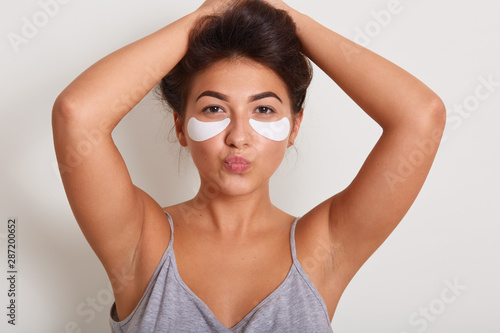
[225,116,251,148]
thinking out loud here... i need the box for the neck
[187,180,279,237]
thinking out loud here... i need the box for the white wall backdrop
[1,0,499,332]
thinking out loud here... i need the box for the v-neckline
[166,214,298,331]
[170,251,296,331]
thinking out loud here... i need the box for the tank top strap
[290,216,301,262]
[164,211,174,254]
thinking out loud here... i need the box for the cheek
[256,138,288,172]
[188,142,218,165]
[252,118,291,168]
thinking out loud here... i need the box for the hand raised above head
[259,0,292,12]
[197,0,294,16]
[196,0,239,15]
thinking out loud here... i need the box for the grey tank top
[109,212,333,333]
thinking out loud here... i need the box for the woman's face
[175,58,302,197]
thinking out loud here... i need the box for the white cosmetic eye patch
[249,117,290,142]
[186,117,290,142]
[187,117,231,142]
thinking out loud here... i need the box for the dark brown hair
[158,0,312,120]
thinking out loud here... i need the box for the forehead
[187,58,291,104]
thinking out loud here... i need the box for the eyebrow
[196,91,229,102]
[249,91,282,104]
[195,90,282,104]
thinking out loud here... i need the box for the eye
[255,106,275,114]
[202,105,224,113]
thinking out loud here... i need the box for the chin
[207,177,268,199]
[218,183,258,198]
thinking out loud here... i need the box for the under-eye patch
[249,118,290,141]
[186,117,290,142]
[187,117,231,142]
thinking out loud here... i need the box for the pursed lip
[224,155,251,174]
[224,155,251,165]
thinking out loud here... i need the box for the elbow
[52,94,77,126]
[414,95,447,135]
[427,95,447,129]
[52,93,94,128]
[52,95,115,138]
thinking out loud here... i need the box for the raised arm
[51,4,215,291]
[273,1,446,280]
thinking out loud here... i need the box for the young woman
[52,0,446,331]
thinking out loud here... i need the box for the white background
[1,0,499,332]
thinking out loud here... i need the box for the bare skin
[52,0,446,329]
